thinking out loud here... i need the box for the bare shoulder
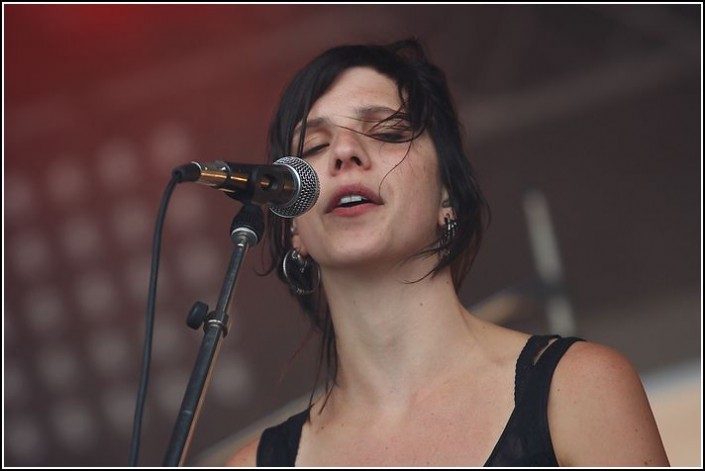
[554,341,642,388]
[224,437,259,467]
[549,341,670,466]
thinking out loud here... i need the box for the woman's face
[290,67,449,273]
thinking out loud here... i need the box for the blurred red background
[4,4,700,466]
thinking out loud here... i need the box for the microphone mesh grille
[270,156,320,218]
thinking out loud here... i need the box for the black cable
[129,175,179,466]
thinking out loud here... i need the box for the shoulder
[548,341,669,466]
[552,340,640,389]
[224,437,260,467]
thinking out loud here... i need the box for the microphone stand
[163,203,264,466]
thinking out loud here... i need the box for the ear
[438,186,454,226]
[290,220,309,257]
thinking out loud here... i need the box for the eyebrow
[294,105,403,136]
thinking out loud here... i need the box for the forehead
[308,67,401,120]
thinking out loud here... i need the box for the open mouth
[337,194,372,208]
[326,185,384,213]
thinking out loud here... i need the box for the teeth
[338,195,368,206]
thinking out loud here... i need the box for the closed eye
[371,132,409,142]
[302,144,328,158]
[367,116,415,143]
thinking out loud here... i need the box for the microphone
[173,156,320,218]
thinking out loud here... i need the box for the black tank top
[256,335,582,467]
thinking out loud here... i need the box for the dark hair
[265,38,489,406]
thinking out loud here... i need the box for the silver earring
[282,248,321,295]
[440,215,457,258]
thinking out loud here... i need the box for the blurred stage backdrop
[4,4,701,467]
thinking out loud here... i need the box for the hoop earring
[440,215,458,259]
[282,249,321,295]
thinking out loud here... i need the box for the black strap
[532,336,583,411]
[514,335,558,404]
[486,335,583,467]
[256,408,309,466]
[518,335,583,466]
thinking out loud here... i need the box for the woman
[228,39,669,466]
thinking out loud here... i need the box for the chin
[320,244,393,268]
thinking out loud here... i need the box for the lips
[325,184,384,213]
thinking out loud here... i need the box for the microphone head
[270,156,320,218]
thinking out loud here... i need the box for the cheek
[305,154,326,173]
[388,146,442,200]
[303,158,331,204]
[293,212,321,248]
[400,159,444,223]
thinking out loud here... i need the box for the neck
[319,259,480,412]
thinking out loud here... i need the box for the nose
[328,128,372,174]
